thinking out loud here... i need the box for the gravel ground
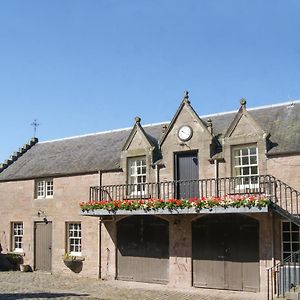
[0,271,267,300]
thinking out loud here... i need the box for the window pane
[283,232,291,241]
[292,243,300,252]
[242,157,249,165]
[233,150,240,157]
[283,222,290,231]
[283,243,291,252]
[251,166,258,175]
[250,156,257,164]
[250,148,257,155]
[242,167,250,175]
[292,233,300,242]
[241,148,248,155]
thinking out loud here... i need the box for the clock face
[178,125,193,141]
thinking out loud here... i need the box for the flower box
[80,195,270,215]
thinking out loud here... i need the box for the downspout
[98,170,103,188]
[98,170,103,279]
[98,218,102,279]
[214,159,219,196]
[155,164,160,198]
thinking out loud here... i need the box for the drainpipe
[155,164,160,198]
[214,159,219,197]
[98,170,103,187]
[272,211,275,267]
[98,218,102,279]
[98,170,103,200]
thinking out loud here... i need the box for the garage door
[117,215,169,284]
[192,214,259,292]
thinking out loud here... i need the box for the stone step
[284,292,300,300]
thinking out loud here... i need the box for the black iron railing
[267,250,300,299]
[90,174,300,219]
[90,175,274,202]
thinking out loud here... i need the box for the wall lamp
[37,210,48,224]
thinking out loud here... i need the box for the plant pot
[20,264,31,272]
[63,259,83,273]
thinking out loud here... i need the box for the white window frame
[232,145,259,190]
[36,179,54,199]
[127,156,147,197]
[12,222,24,253]
[67,223,82,256]
[282,221,300,261]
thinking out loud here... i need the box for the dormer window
[127,156,147,197]
[35,179,54,199]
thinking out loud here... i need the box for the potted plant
[6,253,24,271]
[62,253,84,273]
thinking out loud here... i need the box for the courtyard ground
[0,271,267,300]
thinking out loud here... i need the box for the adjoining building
[0,93,299,297]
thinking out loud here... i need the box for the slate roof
[0,101,299,181]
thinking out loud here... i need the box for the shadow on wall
[0,292,92,299]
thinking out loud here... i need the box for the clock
[178,125,193,141]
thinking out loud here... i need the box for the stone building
[0,93,299,297]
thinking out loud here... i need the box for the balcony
[90,175,275,201]
[81,175,282,216]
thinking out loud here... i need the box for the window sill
[62,255,85,262]
[7,251,25,256]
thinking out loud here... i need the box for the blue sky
[0,0,299,162]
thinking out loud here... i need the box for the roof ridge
[39,100,300,144]
[39,121,168,144]
[200,99,300,119]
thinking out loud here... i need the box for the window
[282,221,300,260]
[127,156,147,196]
[12,222,23,252]
[67,223,81,256]
[36,179,54,198]
[232,145,259,188]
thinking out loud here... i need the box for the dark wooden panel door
[34,222,52,272]
[192,221,225,289]
[192,215,259,292]
[175,151,199,199]
[117,216,169,284]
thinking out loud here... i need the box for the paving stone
[0,271,266,300]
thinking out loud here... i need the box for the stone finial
[135,116,141,124]
[183,90,190,103]
[162,125,168,134]
[240,98,247,107]
[207,118,213,134]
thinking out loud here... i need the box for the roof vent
[0,137,39,173]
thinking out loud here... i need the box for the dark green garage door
[117,215,169,284]
[192,214,259,292]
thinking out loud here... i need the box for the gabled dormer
[222,99,269,178]
[158,91,217,183]
[160,91,213,148]
[120,117,158,190]
[224,98,268,140]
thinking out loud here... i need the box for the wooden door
[175,151,199,199]
[117,216,169,284]
[192,215,259,292]
[34,222,52,272]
